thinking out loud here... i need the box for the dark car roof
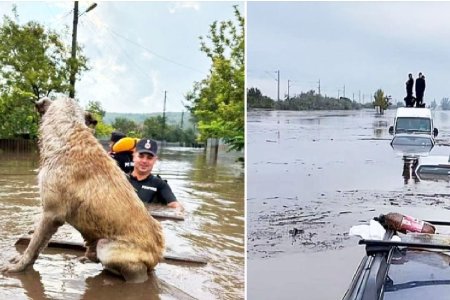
[343,228,450,300]
[384,249,450,299]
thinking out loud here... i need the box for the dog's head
[35,97,52,116]
[35,97,99,128]
[84,112,98,128]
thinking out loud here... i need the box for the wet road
[247,109,450,300]
[0,147,244,300]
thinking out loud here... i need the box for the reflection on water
[247,109,450,299]
[0,147,244,300]
[402,157,419,184]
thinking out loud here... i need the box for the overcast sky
[0,1,242,113]
[247,2,450,104]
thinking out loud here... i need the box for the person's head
[418,72,422,77]
[110,131,126,150]
[408,73,412,78]
[132,138,158,176]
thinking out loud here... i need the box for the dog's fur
[1,97,164,283]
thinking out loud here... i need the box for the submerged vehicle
[343,220,450,300]
[390,135,434,157]
[415,155,450,181]
[389,107,438,157]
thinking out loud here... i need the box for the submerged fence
[0,139,38,153]
[0,138,206,154]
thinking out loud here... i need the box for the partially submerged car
[389,108,438,157]
[415,155,450,181]
[390,135,434,157]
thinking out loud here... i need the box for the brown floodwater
[247,109,450,299]
[0,147,244,300]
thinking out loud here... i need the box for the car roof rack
[343,219,450,300]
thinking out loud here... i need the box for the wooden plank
[147,204,185,221]
[15,236,207,265]
[149,210,184,221]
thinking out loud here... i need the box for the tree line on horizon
[247,87,369,111]
[248,86,450,112]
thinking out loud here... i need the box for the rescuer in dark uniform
[128,138,181,209]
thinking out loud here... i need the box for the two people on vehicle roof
[405,72,426,108]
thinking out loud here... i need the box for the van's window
[396,117,431,133]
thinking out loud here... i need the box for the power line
[84,18,154,83]
[82,18,193,112]
[107,28,206,75]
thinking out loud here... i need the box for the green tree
[86,100,105,118]
[186,5,244,152]
[372,89,391,113]
[441,98,450,110]
[181,128,197,145]
[143,116,164,141]
[396,101,405,108]
[430,99,437,110]
[112,117,138,136]
[247,87,274,109]
[0,10,88,138]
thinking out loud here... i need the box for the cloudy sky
[248,2,450,104]
[0,1,242,113]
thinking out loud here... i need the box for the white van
[389,107,438,157]
[389,107,438,137]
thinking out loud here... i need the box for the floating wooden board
[147,204,185,221]
[15,236,207,265]
[149,210,184,221]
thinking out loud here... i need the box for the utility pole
[287,80,292,101]
[162,91,167,141]
[343,85,346,98]
[359,90,361,103]
[275,70,280,101]
[69,1,79,99]
[317,79,321,95]
[180,110,184,129]
[69,2,97,99]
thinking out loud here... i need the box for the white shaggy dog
[1,97,164,283]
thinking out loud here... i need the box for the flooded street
[247,109,450,300]
[0,147,244,300]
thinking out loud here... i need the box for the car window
[396,117,431,132]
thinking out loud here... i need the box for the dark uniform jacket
[415,77,426,97]
[127,173,177,205]
[110,151,134,174]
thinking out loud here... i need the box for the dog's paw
[0,262,27,273]
[8,255,22,264]
[78,256,98,264]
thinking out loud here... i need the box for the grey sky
[247,1,450,104]
[1,1,242,113]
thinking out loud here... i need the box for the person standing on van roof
[405,73,415,107]
[415,73,426,107]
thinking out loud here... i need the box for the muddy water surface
[0,147,244,300]
[247,109,450,300]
